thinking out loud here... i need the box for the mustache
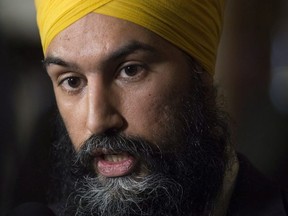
[75,133,162,169]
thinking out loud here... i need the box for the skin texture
[45,13,196,155]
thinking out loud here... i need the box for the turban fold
[35,0,225,74]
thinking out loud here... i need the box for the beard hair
[72,169,184,216]
[48,65,231,216]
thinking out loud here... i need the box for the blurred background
[0,0,287,215]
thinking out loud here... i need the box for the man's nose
[86,80,123,135]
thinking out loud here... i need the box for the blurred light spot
[270,67,288,114]
[0,0,38,41]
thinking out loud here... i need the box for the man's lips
[94,150,137,177]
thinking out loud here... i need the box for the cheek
[55,94,88,149]
[123,87,180,147]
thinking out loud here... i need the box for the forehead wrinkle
[103,40,159,63]
[47,40,160,74]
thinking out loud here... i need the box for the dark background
[1,0,288,215]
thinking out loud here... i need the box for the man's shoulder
[227,154,288,216]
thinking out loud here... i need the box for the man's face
[45,13,228,216]
[46,13,197,175]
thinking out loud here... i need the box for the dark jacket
[227,155,288,216]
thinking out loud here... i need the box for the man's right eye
[58,76,86,94]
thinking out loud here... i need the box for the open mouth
[94,149,137,178]
[103,153,131,162]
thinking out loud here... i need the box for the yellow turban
[35,0,225,74]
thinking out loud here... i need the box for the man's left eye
[118,64,145,79]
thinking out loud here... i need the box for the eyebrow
[42,56,80,73]
[42,41,158,69]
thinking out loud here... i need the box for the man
[34,0,287,216]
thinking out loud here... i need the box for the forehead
[46,13,174,59]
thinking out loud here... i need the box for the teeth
[104,154,128,162]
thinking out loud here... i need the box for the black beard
[48,72,231,216]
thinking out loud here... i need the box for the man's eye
[59,76,85,93]
[119,64,145,79]
[66,77,81,88]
